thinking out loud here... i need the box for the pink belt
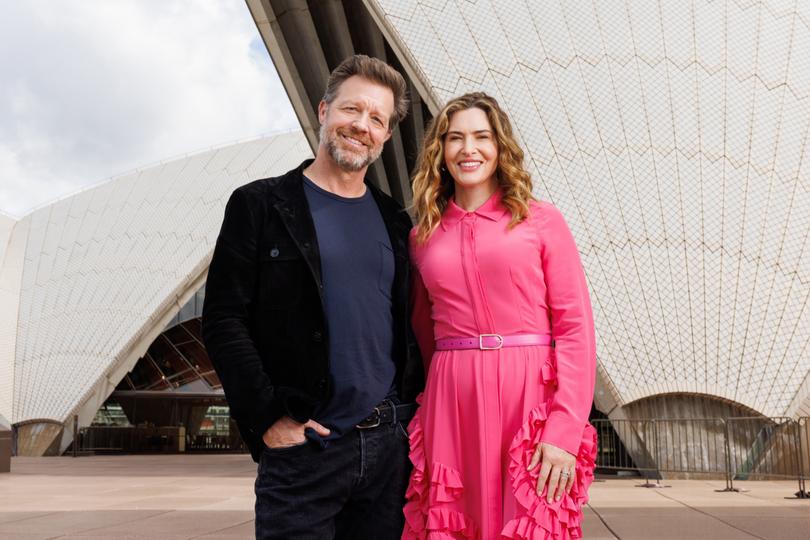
[435,333,553,351]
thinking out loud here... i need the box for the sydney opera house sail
[0,133,312,454]
[352,0,810,420]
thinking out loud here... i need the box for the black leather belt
[356,400,417,429]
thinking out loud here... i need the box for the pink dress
[402,193,597,540]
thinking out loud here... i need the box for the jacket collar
[441,189,508,230]
[273,159,390,207]
[272,159,314,204]
[271,159,411,287]
[271,159,322,285]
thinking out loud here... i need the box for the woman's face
[443,107,499,191]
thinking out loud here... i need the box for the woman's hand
[527,442,576,503]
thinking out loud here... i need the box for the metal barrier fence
[592,417,809,498]
[76,426,185,454]
[74,424,247,454]
[185,432,247,452]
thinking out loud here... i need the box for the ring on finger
[560,469,572,479]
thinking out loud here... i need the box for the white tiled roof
[0,213,20,424]
[370,0,810,417]
[5,132,312,424]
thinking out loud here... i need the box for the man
[202,55,424,539]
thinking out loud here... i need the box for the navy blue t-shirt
[303,176,397,442]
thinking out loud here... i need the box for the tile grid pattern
[0,214,21,423]
[10,132,312,424]
[372,0,810,417]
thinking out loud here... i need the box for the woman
[403,93,597,540]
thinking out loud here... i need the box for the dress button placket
[461,215,484,333]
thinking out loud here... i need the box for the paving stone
[0,510,166,535]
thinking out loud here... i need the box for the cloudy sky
[0,0,299,218]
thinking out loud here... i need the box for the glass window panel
[176,341,212,373]
[165,324,194,344]
[184,318,203,342]
[129,354,167,390]
[152,336,193,380]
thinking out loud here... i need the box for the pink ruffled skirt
[402,346,596,540]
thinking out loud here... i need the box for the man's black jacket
[202,160,424,462]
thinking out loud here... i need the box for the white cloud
[0,0,299,217]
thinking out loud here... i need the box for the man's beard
[320,124,383,172]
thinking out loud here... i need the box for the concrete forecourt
[0,455,807,539]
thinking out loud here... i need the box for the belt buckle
[357,406,381,429]
[479,333,503,350]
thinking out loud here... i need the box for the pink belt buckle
[478,334,504,350]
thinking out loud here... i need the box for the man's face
[318,76,394,172]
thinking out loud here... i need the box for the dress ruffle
[403,371,596,540]
[501,404,597,540]
[403,399,479,540]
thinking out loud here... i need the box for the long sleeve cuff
[539,411,586,456]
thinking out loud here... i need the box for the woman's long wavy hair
[412,92,534,243]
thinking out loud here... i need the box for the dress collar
[441,190,508,230]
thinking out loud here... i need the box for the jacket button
[312,331,323,342]
[317,379,327,391]
[303,242,311,249]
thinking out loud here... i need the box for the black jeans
[254,421,411,539]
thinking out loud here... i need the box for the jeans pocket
[262,440,309,457]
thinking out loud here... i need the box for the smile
[341,134,367,148]
[458,161,483,171]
